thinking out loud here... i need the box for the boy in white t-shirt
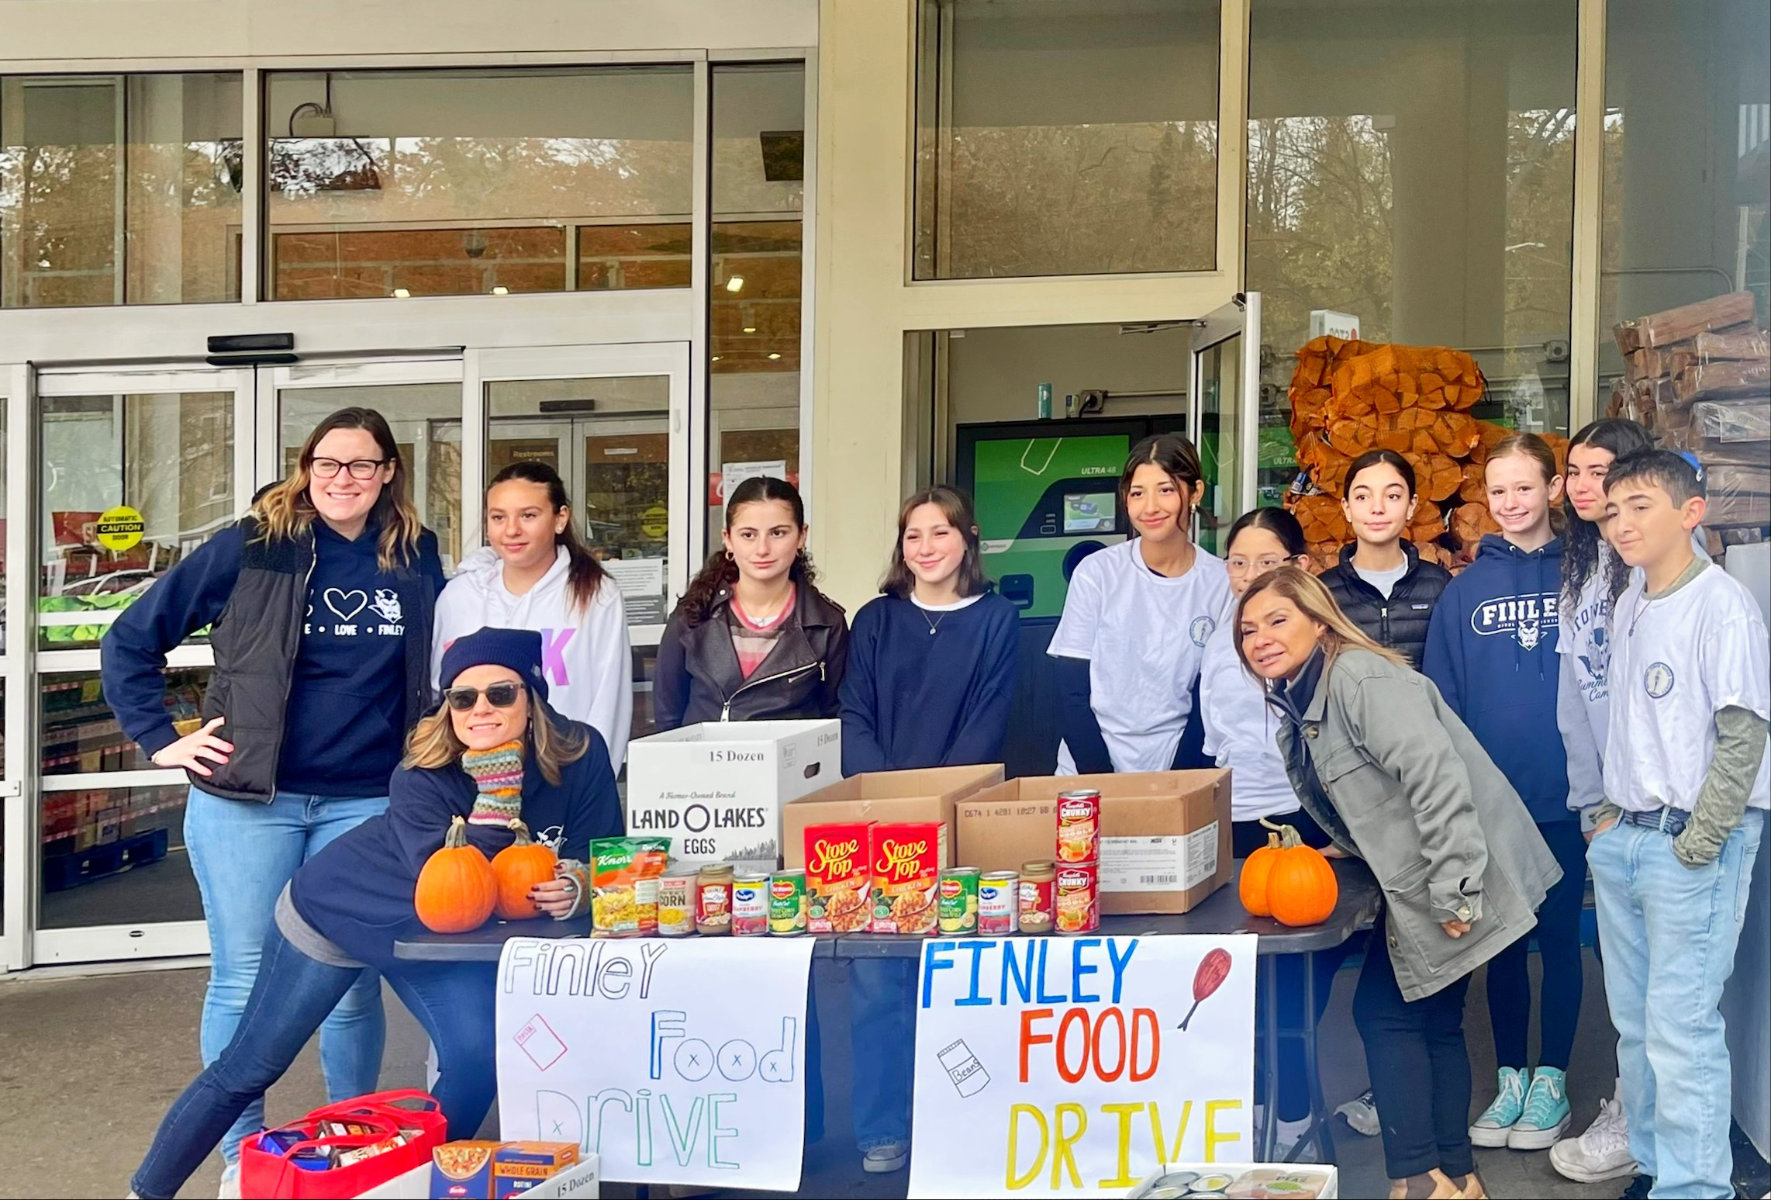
[1588,450,1769,1200]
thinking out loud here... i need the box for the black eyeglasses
[444,682,523,712]
[311,457,389,480]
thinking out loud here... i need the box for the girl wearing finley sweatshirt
[433,461,633,768]
[1319,449,1452,669]
[101,407,446,1191]
[1050,433,1234,774]
[837,486,1019,1175]
[1546,417,1652,1186]
[1424,432,1583,1154]
[1200,506,1339,1159]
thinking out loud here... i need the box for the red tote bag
[239,1089,447,1200]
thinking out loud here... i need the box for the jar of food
[1019,859,1056,934]
[732,872,771,936]
[696,863,735,935]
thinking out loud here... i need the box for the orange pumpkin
[1241,819,1339,927]
[415,816,497,933]
[1238,830,1282,917]
[492,819,558,920]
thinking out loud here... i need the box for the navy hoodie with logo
[1422,534,1571,825]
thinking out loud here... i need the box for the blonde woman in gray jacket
[1237,566,1561,1200]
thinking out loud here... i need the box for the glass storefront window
[1248,0,1579,433]
[38,779,203,929]
[41,667,208,775]
[279,383,463,567]
[0,73,243,308]
[263,66,693,300]
[39,391,234,648]
[488,376,673,627]
[1600,0,1770,380]
[710,63,805,550]
[913,0,1220,280]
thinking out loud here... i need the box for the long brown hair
[488,461,607,616]
[402,685,587,786]
[254,407,422,571]
[674,475,818,627]
[1563,418,1652,606]
[1234,565,1409,675]
[1486,432,1566,537]
[880,486,990,600]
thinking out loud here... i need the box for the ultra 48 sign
[907,934,1256,1198]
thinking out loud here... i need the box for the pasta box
[625,720,841,870]
[955,770,1232,915]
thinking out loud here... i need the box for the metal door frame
[1188,291,1263,524]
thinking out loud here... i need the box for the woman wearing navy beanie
[127,627,622,1200]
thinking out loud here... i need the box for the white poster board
[496,936,816,1191]
[908,934,1256,1198]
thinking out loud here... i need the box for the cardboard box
[780,763,1004,870]
[625,719,841,870]
[955,770,1232,915]
[357,1154,599,1199]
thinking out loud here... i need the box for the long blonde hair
[255,407,423,572]
[1234,565,1409,675]
[403,687,588,786]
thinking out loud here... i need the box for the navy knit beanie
[440,627,549,701]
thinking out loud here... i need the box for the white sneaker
[1549,1097,1638,1183]
[217,1165,241,1200]
[1275,1116,1319,1163]
[862,1141,909,1173]
[1335,1089,1380,1137]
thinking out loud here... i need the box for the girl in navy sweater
[1424,433,1582,1155]
[837,486,1018,1175]
[128,629,622,1200]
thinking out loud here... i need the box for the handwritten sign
[496,936,816,1191]
[907,934,1256,1198]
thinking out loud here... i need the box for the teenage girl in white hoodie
[432,462,633,768]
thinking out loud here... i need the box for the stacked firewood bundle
[1287,337,1567,572]
[1609,292,1769,542]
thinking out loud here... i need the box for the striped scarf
[461,740,524,826]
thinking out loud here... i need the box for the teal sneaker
[1469,1066,1527,1147]
[1508,1066,1573,1150]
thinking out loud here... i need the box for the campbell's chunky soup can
[1019,859,1056,934]
[937,868,980,935]
[732,872,770,936]
[1055,861,1099,934]
[979,871,1020,935]
[696,863,734,935]
[1056,789,1101,863]
[769,870,808,935]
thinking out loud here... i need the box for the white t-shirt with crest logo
[1604,562,1770,814]
[1049,538,1234,774]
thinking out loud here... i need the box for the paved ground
[0,950,1629,1200]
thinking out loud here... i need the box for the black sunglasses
[444,682,523,712]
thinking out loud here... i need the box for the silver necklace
[919,608,948,636]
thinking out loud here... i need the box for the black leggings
[1233,809,1348,1122]
[1487,819,1587,1071]
[1354,917,1475,1180]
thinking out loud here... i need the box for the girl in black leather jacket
[654,475,847,728]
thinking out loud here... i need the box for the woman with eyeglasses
[102,407,447,1192]
[127,628,623,1200]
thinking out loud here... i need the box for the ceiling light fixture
[491,285,509,295]
[768,352,782,361]
[392,287,411,299]
[725,275,745,293]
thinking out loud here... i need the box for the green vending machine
[956,416,1188,620]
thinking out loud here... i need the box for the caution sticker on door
[95,506,145,551]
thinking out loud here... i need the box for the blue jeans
[130,926,499,1200]
[849,958,915,1150]
[184,787,388,1165]
[1589,808,1764,1200]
